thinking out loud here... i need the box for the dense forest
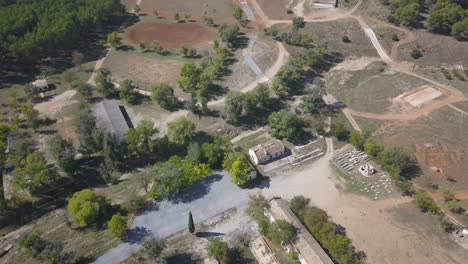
[0,0,125,67]
[385,0,468,40]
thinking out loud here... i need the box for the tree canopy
[268,110,304,140]
[0,0,124,65]
[67,189,107,227]
[107,213,128,239]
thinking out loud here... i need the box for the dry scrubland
[256,0,296,20]
[326,62,428,114]
[378,105,468,190]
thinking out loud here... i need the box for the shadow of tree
[125,226,151,244]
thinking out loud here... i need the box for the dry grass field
[377,105,468,191]
[256,0,296,20]
[298,18,378,58]
[326,62,429,114]
[126,19,218,49]
[140,0,234,21]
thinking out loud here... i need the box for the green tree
[225,91,244,124]
[232,6,244,21]
[452,18,468,40]
[178,63,201,91]
[363,140,384,158]
[301,96,325,114]
[268,220,295,245]
[268,110,304,140]
[151,84,179,110]
[394,2,420,26]
[219,24,240,47]
[107,32,121,47]
[67,189,106,227]
[119,79,138,105]
[108,213,128,239]
[72,51,84,70]
[20,231,46,258]
[331,122,350,142]
[415,190,440,214]
[290,195,310,218]
[426,2,465,33]
[76,106,103,155]
[126,120,158,156]
[446,200,463,214]
[254,83,270,108]
[20,103,40,129]
[188,211,195,233]
[167,117,196,145]
[77,83,93,101]
[96,69,116,98]
[47,135,75,172]
[201,135,231,167]
[13,152,58,194]
[174,12,180,21]
[223,153,251,186]
[187,142,202,163]
[38,241,67,264]
[441,189,455,202]
[271,63,305,94]
[142,237,166,261]
[207,237,229,262]
[292,16,305,30]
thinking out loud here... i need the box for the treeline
[0,0,125,65]
[289,196,365,264]
[385,0,468,40]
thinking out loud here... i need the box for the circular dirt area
[128,22,216,48]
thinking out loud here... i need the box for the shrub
[108,214,128,240]
[415,190,440,214]
[20,232,46,257]
[392,33,400,41]
[410,48,423,59]
[342,35,351,43]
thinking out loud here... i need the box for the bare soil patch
[127,21,217,48]
[393,85,443,108]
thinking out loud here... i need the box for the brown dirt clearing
[127,21,217,48]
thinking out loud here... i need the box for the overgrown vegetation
[387,0,468,40]
[289,196,365,264]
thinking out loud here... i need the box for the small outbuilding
[31,79,50,92]
[92,100,133,141]
[249,139,285,165]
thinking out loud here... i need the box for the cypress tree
[188,211,195,234]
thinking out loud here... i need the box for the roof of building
[92,100,130,141]
[31,79,48,88]
[250,139,285,161]
[268,198,334,264]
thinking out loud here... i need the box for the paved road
[93,172,252,264]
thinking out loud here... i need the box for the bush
[290,196,310,218]
[415,190,440,214]
[292,16,305,29]
[267,220,295,245]
[67,189,107,227]
[20,232,46,257]
[446,200,463,214]
[392,33,400,41]
[108,214,128,240]
[410,48,423,59]
[342,35,351,43]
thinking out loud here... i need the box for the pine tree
[188,211,195,234]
